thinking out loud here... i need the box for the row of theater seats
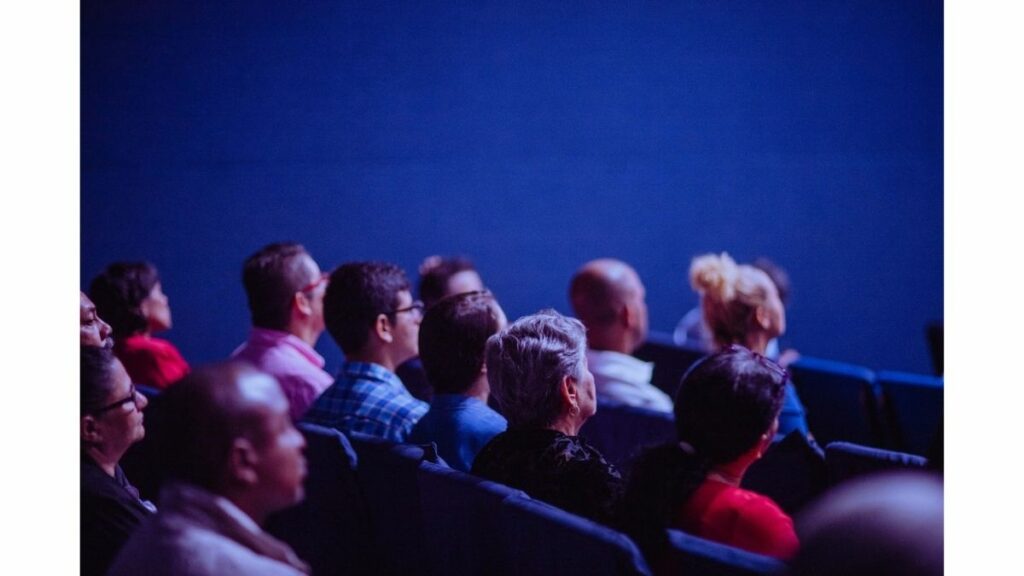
[635,331,944,455]
[263,424,928,576]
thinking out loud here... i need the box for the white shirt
[586,349,674,413]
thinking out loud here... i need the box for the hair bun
[689,252,738,302]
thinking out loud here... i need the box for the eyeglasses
[91,384,140,415]
[390,300,425,317]
[299,273,329,294]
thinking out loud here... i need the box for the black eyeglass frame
[88,384,140,415]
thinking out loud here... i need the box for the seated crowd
[80,246,942,575]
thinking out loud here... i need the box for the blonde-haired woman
[689,252,810,439]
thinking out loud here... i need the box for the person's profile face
[80,292,113,348]
[249,380,308,510]
[297,254,328,334]
[142,282,173,333]
[390,289,422,364]
[576,354,598,423]
[89,359,148,452]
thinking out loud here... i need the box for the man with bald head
[109,362,310,575]
[569,259,673,413]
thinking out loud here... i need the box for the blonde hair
[689,252,777,349]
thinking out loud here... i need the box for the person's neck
[587,330,633,355]
[707,459,753,487]
[285,319,322,348]
[223,491,270,527]
[743,333,770,356]
[84,446,120,477]
[547,414,581,437]
[347,349,397,373]
[464,375,489,404]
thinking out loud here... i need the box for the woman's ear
[754,305,772,331]
[559,374,579,411]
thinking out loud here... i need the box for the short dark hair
[88,262,160,338]
[419,291,502,394]
[242,242,311,330]
[418,256,477,308]
[153,362,274,491]
[324,262,410,355]
[81,346,119,414]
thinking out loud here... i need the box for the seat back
[788,356,881,447]
[498,494,651,576]
[877,371,943,456]
[742,431,827,516]
[417,461,526,574]
[266,423,377,576]
[663,529,787,576]
[580,403,676,472]
[825,441,929,486]
[347,433,431,575]
[633,331,707,399]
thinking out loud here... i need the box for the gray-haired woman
[471,309,622,525]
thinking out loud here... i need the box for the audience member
[569,258,673,413]
[397,255,486,402]
[89,262,190,388]
[303,262,429,442]
[472,310,623,525]
[689,252,810,438]
[232,243,333,421]
[675,257,798,366]
[417,255,484,309]
[81,346,155,576]
[620,346,797,566]
[408,290,508,471]
[789,472,942,576]
[81,291,114,348]
[108,362,310,575]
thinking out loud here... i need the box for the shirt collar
[248,327,326,368]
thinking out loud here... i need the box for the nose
[100,319,112,339]
[135,390,149,410]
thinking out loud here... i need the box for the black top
[471,428,623,525]
[81,456,155,576]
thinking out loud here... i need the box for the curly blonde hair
[689,252,778,349]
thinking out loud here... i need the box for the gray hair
[485,309,587,429]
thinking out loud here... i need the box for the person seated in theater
[675,256,800,367]
[232,243,333,421]
[397,255,486,402]
[108,362,310,576]
[471,310,623,525]
[303,262,428,443]
[789,471,942,576]
[569,258,673,413]
[81,346,155,576]
[689,252,810,439]
[620,346,798,567]
[81,291,114,348]
[89,262,190,388]
[408,290,508,471]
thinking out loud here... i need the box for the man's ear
[293,291,313,318]
[81,415,102,444]
[374,314,394,344]
[227,437,260,486]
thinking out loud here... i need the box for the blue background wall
[81,1,942,375]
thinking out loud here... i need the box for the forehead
[80,293,96,316]
[108,358,133,396]
[446,270,483,295]
[394,289,413,306]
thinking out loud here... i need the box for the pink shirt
[231,328,334,421]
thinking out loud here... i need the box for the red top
[674,479,799,559]
[115,334,190,389]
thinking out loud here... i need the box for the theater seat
[499,495,651,576]
[265,424,377,576]
[417,461,527,574]
[787,357,881,447]
[662,529,787,576]
[878,371,943,456]
[824,441,928,486]
[634,331,707,399]
[743,431,827,516]
[580,403,676,472]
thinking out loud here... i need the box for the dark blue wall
[81,1,942,375]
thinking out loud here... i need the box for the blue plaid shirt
[302,361,429,443]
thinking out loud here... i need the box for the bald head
[569,259,648,353]
[156,362,289,490]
